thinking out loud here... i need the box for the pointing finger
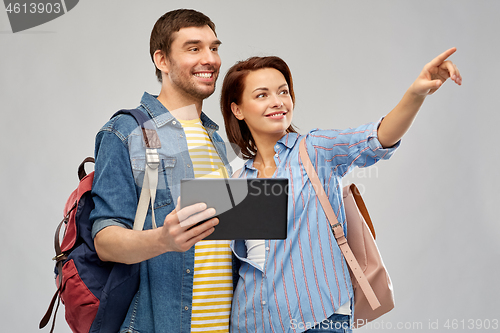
[428,47,457,68]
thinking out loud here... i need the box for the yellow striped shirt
[179,118,232,333]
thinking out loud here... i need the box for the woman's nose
[271,94,284,107]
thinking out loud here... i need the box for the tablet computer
[180,178,288,240]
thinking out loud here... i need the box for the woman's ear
[231,102,244,120]
[153,50,170,78]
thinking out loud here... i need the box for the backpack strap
[298,137,381,310]
[112,109,160,230]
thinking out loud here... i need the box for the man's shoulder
[97,108,146,139]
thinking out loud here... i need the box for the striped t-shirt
[178,118,233,333]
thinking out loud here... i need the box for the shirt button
[186,269,190,274]
[187,164,191,168]
[275,145,279,149]
[172,121,177,125]
[262,301,266,305]
[184,306,189,311]
[265,247,270,251]
[274,153,279,158]
[180,134,184,138]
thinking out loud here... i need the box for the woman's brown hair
[220,56,297,159]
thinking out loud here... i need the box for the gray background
[1,0,499,332]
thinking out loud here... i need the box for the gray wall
[1,1,498,332]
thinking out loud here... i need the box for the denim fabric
[89,92,232,333]
[304,314,352,333]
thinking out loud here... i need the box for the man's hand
[159,198,219,253]
[410,47,462,96]
[94,198,218,264]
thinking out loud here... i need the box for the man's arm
[378,47,462,148]
[95,200,219,265]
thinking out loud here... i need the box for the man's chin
[196,85,217,99]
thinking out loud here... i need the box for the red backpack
[40,109,159,332]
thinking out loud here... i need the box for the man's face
[165,25,221,101]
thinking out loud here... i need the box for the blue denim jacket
[90,92,233,333]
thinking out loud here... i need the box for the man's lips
[193,72,215,79]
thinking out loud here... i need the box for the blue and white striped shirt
[230,120,399,333]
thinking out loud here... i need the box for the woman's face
[231,68,293,140]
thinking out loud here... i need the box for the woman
[221,50,461,333]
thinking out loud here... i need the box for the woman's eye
[279,90,289,95]
[256,93,266,98]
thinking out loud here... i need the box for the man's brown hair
[150,9,216,82]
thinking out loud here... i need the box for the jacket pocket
[131,154,175,209]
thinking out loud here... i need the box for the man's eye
[189,48,199,52]
[211,47,219,52]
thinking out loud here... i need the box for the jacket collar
[140,92,219,130]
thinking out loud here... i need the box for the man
[90,9,233,332]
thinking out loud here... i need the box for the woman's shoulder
[305,121,379,143]
[302,128,346,147]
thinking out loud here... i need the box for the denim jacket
[90,92,233,333]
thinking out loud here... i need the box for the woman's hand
[377,48,462,148]
[409,47,462,96]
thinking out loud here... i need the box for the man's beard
[168,60,218,101]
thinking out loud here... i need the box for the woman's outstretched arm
[378,47,462,148]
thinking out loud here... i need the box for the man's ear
[153,50,170,78]
[231,102,244,120]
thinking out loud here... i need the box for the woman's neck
[252,132,285,178]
